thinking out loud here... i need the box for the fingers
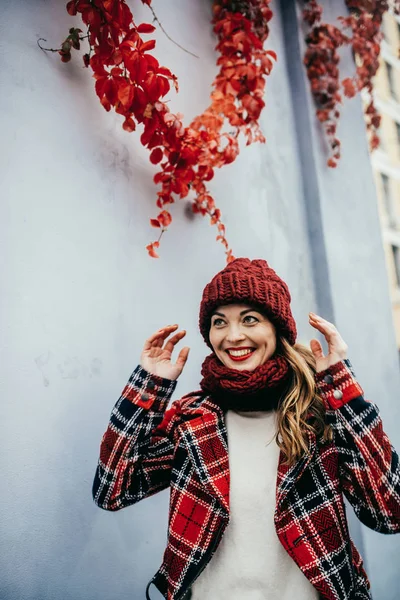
[309,313,339,338]
[153,336,164,349]
[164,330,187,354]
[143,325,179,351]
[176,346,190,368]
[309,313,348,355]
[310,338,324,359]
[143,325,189,361]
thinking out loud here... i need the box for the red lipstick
[225,348,256,362]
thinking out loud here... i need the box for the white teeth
[228,349,254,357]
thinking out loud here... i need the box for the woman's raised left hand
[308,312,348,373]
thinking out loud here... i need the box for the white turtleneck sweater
[191,409,319,600]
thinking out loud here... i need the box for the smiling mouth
[226,348,256,361]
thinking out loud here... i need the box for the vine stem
[146,4,200,59]
[37,38,59,52]
[37,34,89,53]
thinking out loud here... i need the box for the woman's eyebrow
[212,309,257,317]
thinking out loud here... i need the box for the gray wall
[1,0,399,599]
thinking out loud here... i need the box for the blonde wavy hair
[275,337,333,466]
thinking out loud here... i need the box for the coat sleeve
[315,359,400,534]
[92,365,180,511]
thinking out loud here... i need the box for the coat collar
[178,394,317,515]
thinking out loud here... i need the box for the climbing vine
[40,0,274,261]
[302,0,400,167]
[41,0,400,259]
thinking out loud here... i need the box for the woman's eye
[244,315,258,323]
[212,315,258,327]
[213,318,224,326]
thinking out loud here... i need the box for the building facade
[368,9,400,355]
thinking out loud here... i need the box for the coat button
[147,380,156,390]
[333,390,343,400]
[323,374,334,384]
[141,393,150,402]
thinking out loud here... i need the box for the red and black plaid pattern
[93,367,177,509]
[92,360,400,600]
[315,359,363,409]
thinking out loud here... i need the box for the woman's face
[209,303,277,370]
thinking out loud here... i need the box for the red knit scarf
[199,353,292,412]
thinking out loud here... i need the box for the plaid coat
[92,359,400,600]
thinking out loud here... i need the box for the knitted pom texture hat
[199,257,297,349]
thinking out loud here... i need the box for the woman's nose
[226,326,246,343]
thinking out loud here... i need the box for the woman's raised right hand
[140,325,190,381]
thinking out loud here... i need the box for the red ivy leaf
[117,79,135,109]
[146,241,160,258]
[95,76,108,99]
[137,23,156,34]
[59,51,72,63]
[100,95,111,111]
[217,223,226,235]
[131,86,148,113]
[198,166,214,181]
[342,77,356,98]
[112,49,123,66]
[158,66,173,77]
[150,219,161,228]
[140,39,156,53]
[81,7,102,28]
[150,148,163,164]
[104,78,118,105]
[146,55,160,71]
[66,1,77,16]
[210,209,221,225]
[122,117,136,132]
[158,210,172,227]
[145,72,161,102]
[157,76,170,98]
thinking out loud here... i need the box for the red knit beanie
[199,257,297,349]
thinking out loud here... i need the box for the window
[386,61,398,100]
[381,173,397,228]
[396,121,400,147]
[391,245,400,287]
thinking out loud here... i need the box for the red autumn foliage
[57,0,274,261]
[339,1,386,153]
[51,0,398,258]
[302,7,348,166]
[146,240,160,258]
[302,0,400,166]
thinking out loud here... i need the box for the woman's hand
[140,325,190,381]
[309,313,348,373]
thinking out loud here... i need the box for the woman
[92,258,400,600]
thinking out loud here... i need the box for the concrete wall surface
[1,0,399,599]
